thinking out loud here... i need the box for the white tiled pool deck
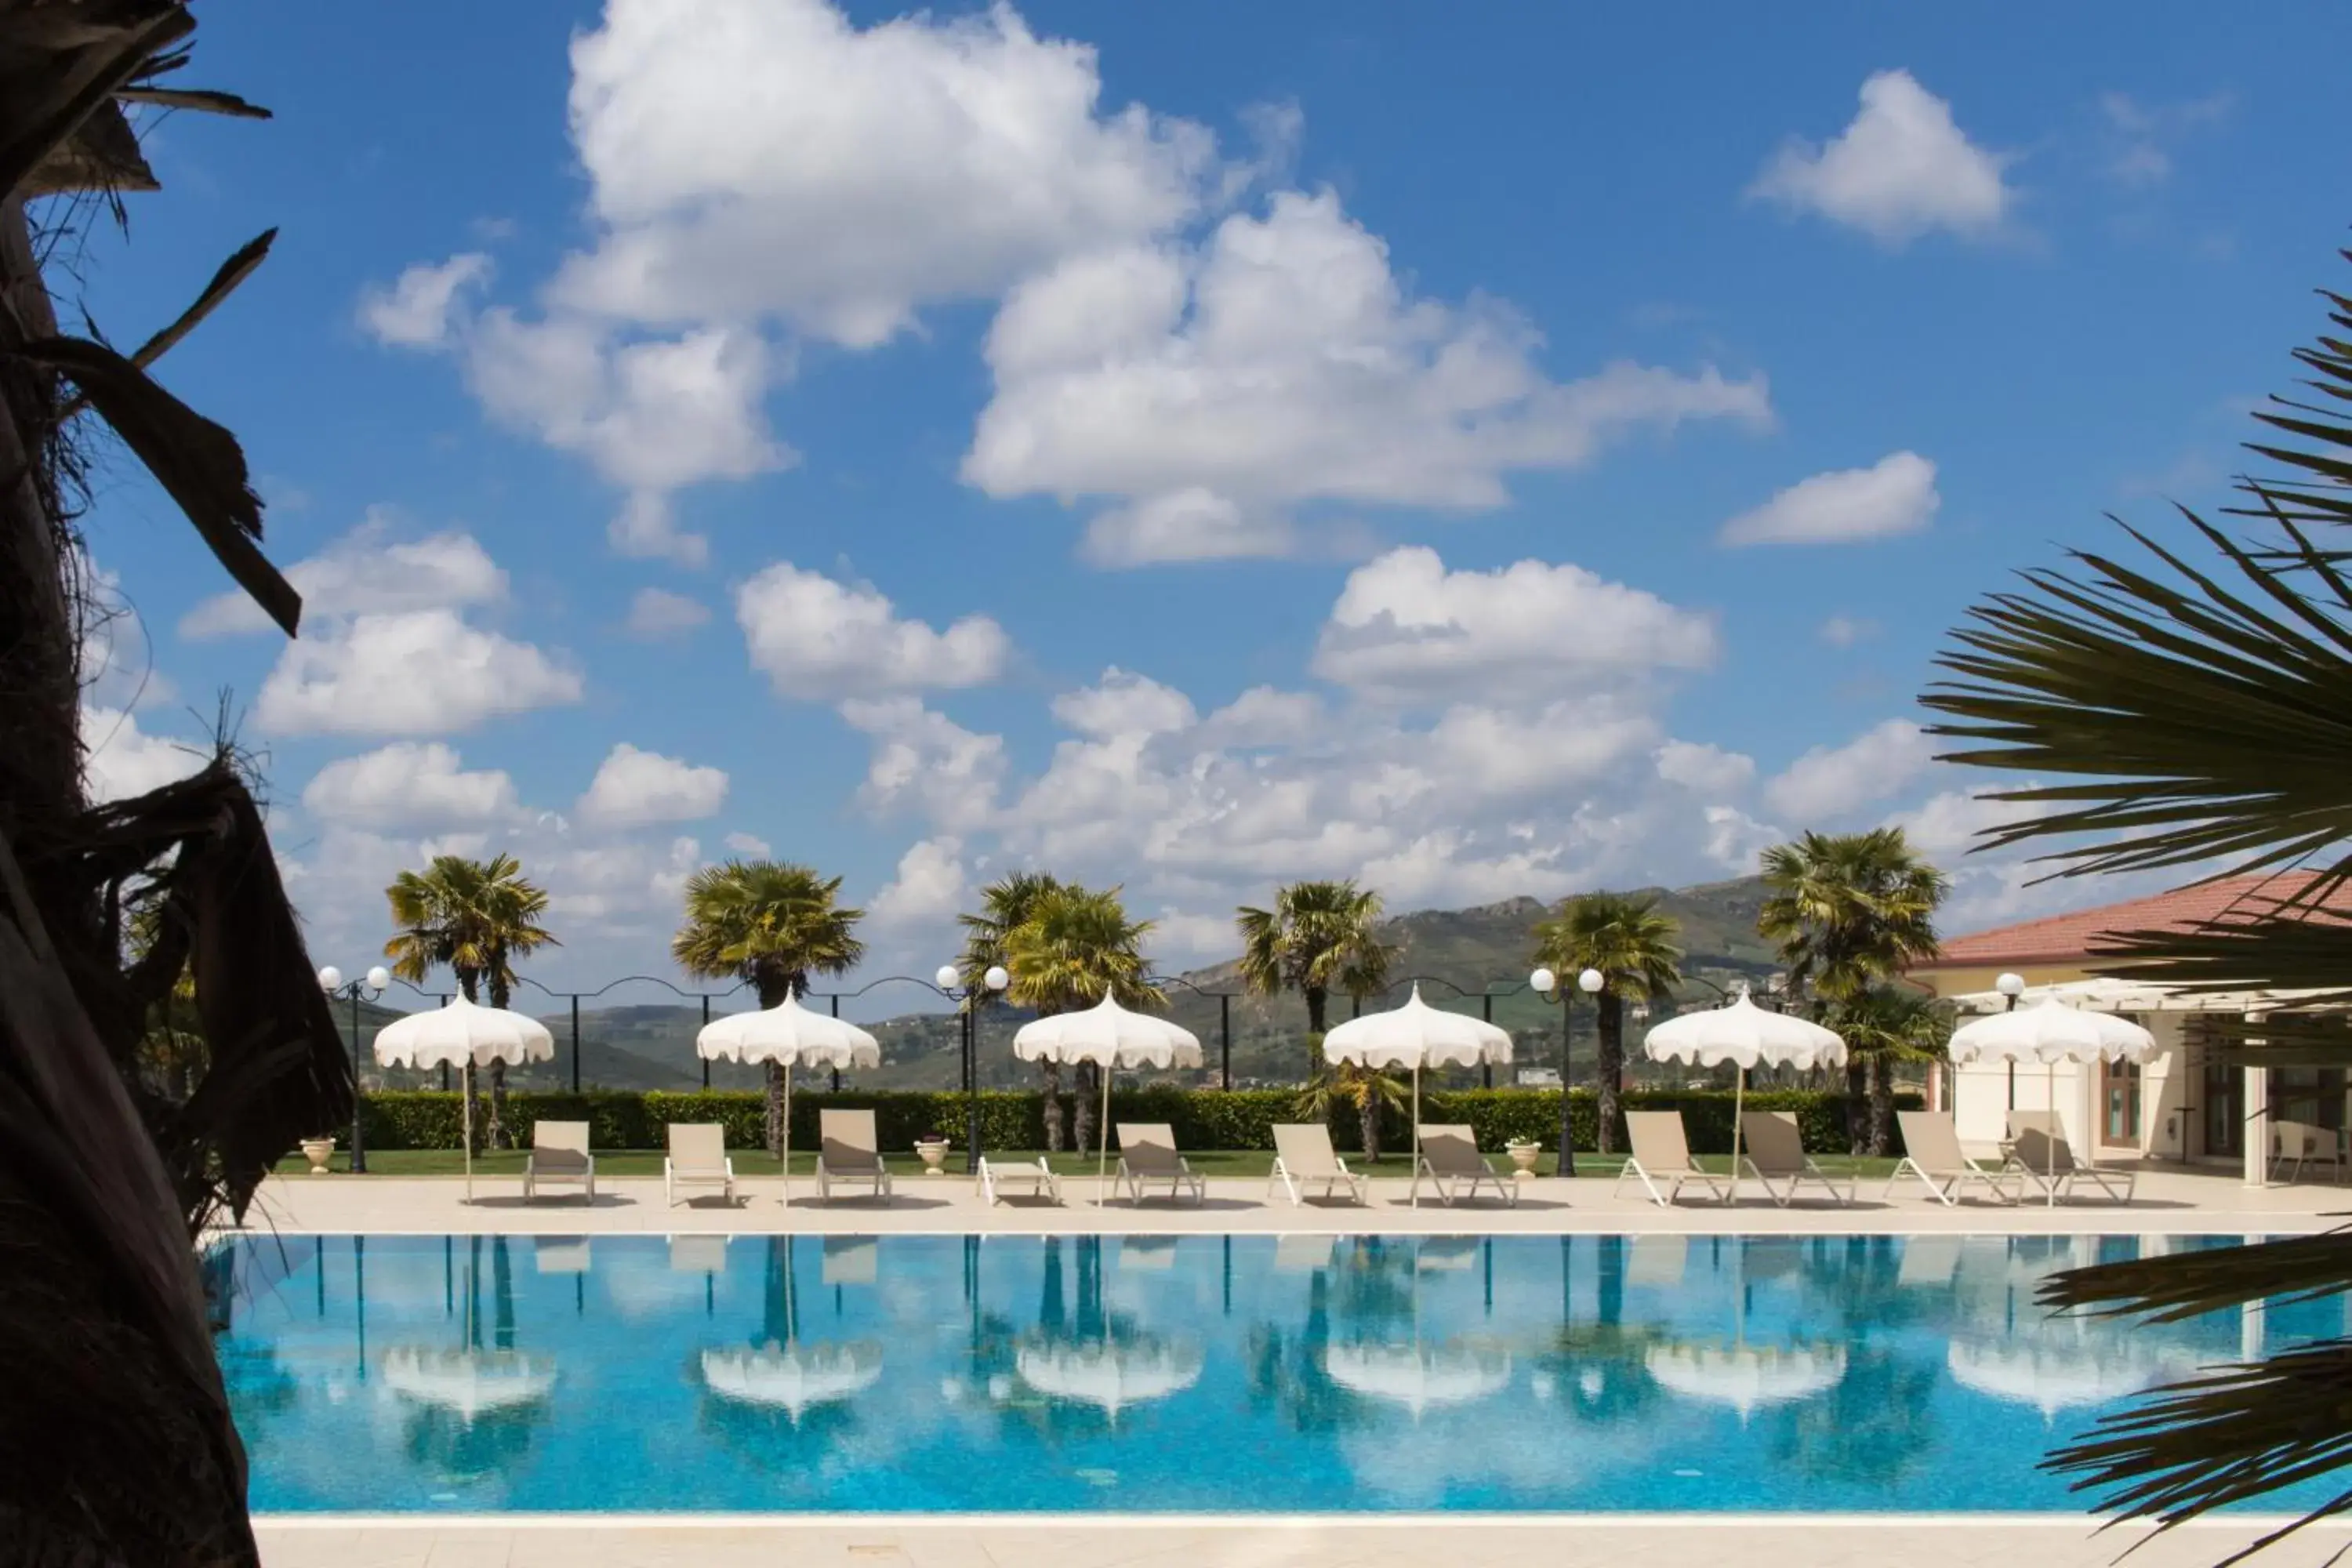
[234,1165,2352,1566]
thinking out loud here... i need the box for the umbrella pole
[1098,1059,1112,1207]
[463,1060,474,1205]
[1726,1067,1746,1206]
[1410,1064,1421,1208]
[2047,1062,2057,1209]
[782,1058,793,1210]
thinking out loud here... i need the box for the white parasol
[1643,1341,1846,1421]
[697,987,881,1203]
[1947,1000,2154,1206]
[374,995,555,1202]
[699,1341,883,1422]
[1013,990,1202,1203]
[381,1345,556,1423]
[1946,1337,2199,1423]
[1017,1337,1203,1421]
[1641,989,1845,1203]
[1323,985,1513,1203]
[1323,1341,1512,1421]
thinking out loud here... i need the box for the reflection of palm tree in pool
[1539,1238,1669,1427]
[390,1237,554,1488]
[1762,1347,1941,1486]
[1247,1270,1374,1433]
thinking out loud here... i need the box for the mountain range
[351,876,1780,1093]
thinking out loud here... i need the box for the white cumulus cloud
[737,563,1009,701]
[1748,70,2012,246]
[302,742,522,829]
[1762,719,1940,822]
[255,610,584,737]
[1720,452,1940,546]
[624,586,712,641]
[357,254,493,348]
[867,837,970,929]
[577,742,730,826]
[182,513,508,638]
[81,706,206,804]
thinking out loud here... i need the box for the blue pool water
[212,1232,2337,1514]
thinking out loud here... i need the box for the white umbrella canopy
[381,1345,556,1423]
[700,1341,883,1422]
[1323,1341,1513,1421]
[1017,1338,1203,1420]
[1947,1001,2155,1207]
[1641,991,1845,1202]
[1325,985,1513,1201]
[1014,992,1203,1201]
[697,989,881,1203]
[1643,1341,1846,1422]
[375,996,556,1202]
[1946,1338,2194,1421]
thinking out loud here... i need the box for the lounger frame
[1268,1123,1366,1206]
[1407,1123,1517,1207]
[524,1120,596,1203]
[815,1108,894,1202]
[664,1123,737,1207]
[977,1156,1062,1206]
[1613,1111,1731,1207]
[1112,1123,1207,1205]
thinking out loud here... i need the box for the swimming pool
[212,1232,2334,1514]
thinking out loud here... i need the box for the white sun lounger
[1614,1111,1732,1207]
[1268,1123,1367,1206]
[664,1122,737,1207]
[1112,1123,1206,1205]
[524,1120,595,1203]
[2006,1119,2137,1204]
[978,1155,1062,1205]
[815,1109,893,1202]
[1739,1110,1857,1207]
[1889,1110,2021,1206]
[1408,1124,1517,1207]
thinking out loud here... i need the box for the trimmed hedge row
[360,1086,1917,1156]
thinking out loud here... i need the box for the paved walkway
[254,1514,2352,1568]
[234,1163,2351,1239]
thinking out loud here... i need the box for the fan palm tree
[1529,893,1684,1155]
[1002,883,1160,1156]
[1916,250,2352,1549]
[957,871,1067,1149]
[1828,988,1950,1156]
[1236,880,1398,1079]
[1758,829,1947,1152]
[672,861,866,1156]
[383,855,557,1150]
[1295,1060,1409,1163]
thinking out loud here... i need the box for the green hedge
[360,1086,1912,1156]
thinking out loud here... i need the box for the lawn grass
[274,1146,1907,1181]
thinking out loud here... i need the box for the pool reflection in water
[211,1232,2333,1514]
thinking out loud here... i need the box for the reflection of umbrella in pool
[701,1341,884,1423]
[1324,1341,1512,1421]
[381,1345,557,1421]
[1947,1336,2200,1423]
[1017,1337,1203,1421]
[1642,1341,1846,1422]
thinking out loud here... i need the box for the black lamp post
[318,963,389,1174]
[935,962,1008,1174]
[1529,964,1603,1177]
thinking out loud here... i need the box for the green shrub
[357,1084,1911,1155]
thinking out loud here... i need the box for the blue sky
[69,0,2350,1007]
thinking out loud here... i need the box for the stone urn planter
[299,1136,336,1175]
[915,1138,950,1176]
[1505,1141,1541,1181]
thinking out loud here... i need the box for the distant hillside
[344,877,1779,1093]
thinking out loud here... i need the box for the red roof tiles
[1924,873,2335,969]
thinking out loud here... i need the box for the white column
[2243,1290,2268,1360]
[2244,1065,2270,1188]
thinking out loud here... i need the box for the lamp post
[318,964,390,1174]
[936,963,1009,1174]
[1530,965,1603,1177]
[1996,971,2025,1111]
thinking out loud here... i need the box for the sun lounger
[1627,1234,1689,1287]
[1268,1123,1366,1206]
[1895,1234,1963,1289]
[1119,1236,1179,1270]
[1407,1124,1518,1207]
[524,1120,595,1202]
[977,1155,1062,1205]
[1112,1123,1206,1205]
[821,1237,878,1287]
[664,1123,737,1207]
[815,1109,893,1202]
[669,1233,728,1273]
[1614,1111,1733,1206]
[2007,1123,2137,1204]
[1415,1236,1480,1271]
[532,1236,591,1275]
[1739,1110,1856,1207]
[1275,1234,1336,1272]
[2270,1119,2347,1185]
[1889,1110,2020,1206]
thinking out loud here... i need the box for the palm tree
[1236,880,1398,1079]
[1827,989,1950,1157]
[1529,893,1684,1155]
[383,854,557,1150]
[1295,1061,1408,1163]
[958,871,1066,1149]
[1758,829,1947,1152]
[672,861,866,1157]
[1914,251,2352,1541]
[1002,883,1160,1157]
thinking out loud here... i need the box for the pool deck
[234,1162,2351,1238]
[254,1513,2352,1567]
[238,1166,2352,1567]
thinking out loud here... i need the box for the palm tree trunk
[1596,993,1625,1156]
[1845,1060,1869,1156]
[1304,987,1327,1080]
[1868,1057,1895,1157]
[1041,1058,1065,1153]
[1358,1092,1380,1163]
[1073,1061,1100,1159]
[764,1061,785,1159]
